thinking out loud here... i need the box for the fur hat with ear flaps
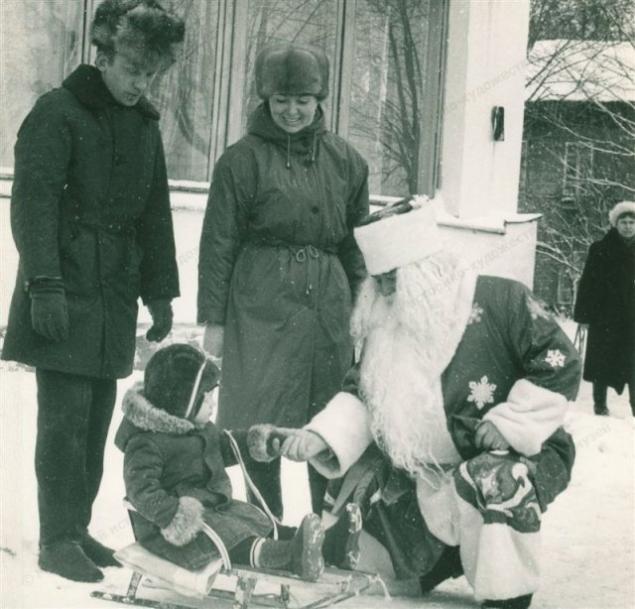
[255,44,329,101]
[143,343,219,420]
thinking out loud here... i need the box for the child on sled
[115,343,360,581]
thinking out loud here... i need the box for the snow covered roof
[526,39,635,103]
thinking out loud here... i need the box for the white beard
[351,253,475,476]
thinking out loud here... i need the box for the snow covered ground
[0,331,633,609]
[0,201,634,608]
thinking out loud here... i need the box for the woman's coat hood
[247,102,326,168]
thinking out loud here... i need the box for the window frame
[2,0,448,199]
[562,141,594,200]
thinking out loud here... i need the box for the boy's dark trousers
[35,369,116,547]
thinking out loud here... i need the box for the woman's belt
[247,239,338,262]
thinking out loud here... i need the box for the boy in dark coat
[574,201,635,416]
[115,344,326,581]
[1,0,183,582]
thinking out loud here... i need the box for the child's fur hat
[144,344,219,420]
[255,44,329,101]
[91,0,185,67]
[609,201,635,227]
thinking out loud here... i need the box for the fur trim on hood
[122,382,195,435]
[161,496,205,546]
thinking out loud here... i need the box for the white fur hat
[353,196,445,275]
[609,201,635,227]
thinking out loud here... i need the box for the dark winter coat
[2,65,179,379]
[198,103,369,429]
[115,384,272,571]
[574,229,635,391]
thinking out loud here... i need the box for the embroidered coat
[198,103,369,429]
[311,276,580,509]
[2,65,179,378]
[305,275,581,598]
[114,385,271,571]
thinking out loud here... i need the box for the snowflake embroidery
[467,376,497,409]
[545,349,566,368]
[526,295,552,321]
[468,303,484,325]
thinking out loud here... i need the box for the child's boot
[257,514,325,581]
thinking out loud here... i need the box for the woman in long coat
[574,201,635,415]
[198,44,369,518]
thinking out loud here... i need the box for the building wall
[519,101,635,309]
[1,0,537,327]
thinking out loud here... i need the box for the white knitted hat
[608,201,635,227]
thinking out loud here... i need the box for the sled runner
[90,541,378,609]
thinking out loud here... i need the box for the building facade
[1,0,534,325]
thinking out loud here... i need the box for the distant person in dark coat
[574,201,635,416]
[1,0,184,582]
[198,44,369,519]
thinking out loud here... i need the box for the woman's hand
[279,430,328,462]
[474,421,510,452]
[203,323,224,358]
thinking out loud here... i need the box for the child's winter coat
[115,382,272,570]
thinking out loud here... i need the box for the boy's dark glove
[146,299,173,342]
[29,278,69,342]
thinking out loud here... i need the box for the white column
[440,0,530,219]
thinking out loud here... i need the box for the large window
[0,0,84,168]
[1,0,447,197]
[346,0,445,195]
[147,1,223,182]
[233,0,340,136]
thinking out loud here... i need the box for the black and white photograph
[0,1,633,608]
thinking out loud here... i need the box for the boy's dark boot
[38,540,103,582]
[258,514,325,581]
[482,594,533,609]
[288,513,325,581]
[79,532,120,568]
[419,545,463,593]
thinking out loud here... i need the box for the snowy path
[1,364,633,609]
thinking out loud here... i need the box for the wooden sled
[91,431,383,608]
[90,538,380,609]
